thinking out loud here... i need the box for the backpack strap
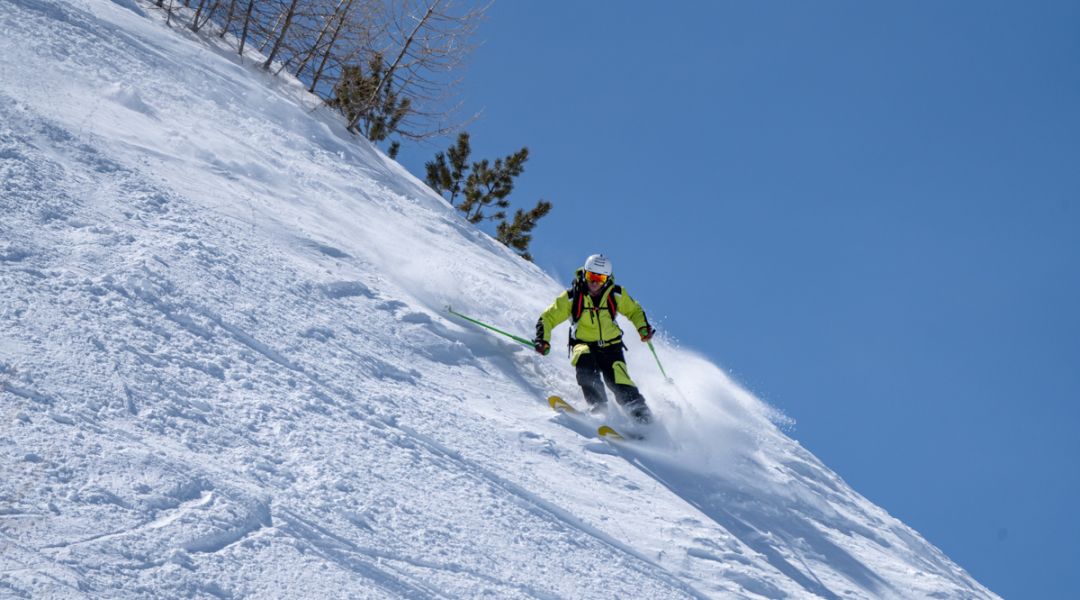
[565,281,622,353]
[606,285,621,320]
[568,279,584,322]
[569,281,619,323]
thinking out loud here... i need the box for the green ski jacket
[536,271,650,348]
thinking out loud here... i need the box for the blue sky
[396,2,1080,597]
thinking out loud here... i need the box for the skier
[533,254,656,424]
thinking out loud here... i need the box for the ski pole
[446,306,534,348]
[647,340,674,384]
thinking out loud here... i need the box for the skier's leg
[615,382,652,424]
[571,344,608,408]
[601,348,652,424]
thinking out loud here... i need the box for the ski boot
[625,399,653,425]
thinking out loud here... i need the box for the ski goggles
[584,271,609,284]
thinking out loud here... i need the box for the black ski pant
[573,343,646,409]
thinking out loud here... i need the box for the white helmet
[583,254,612,276]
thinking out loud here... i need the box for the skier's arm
[535,292,571,343]
[617,289,651,333]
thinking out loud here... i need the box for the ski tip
[548,396,578,414]
[599,424,646,442]
[597,425,625,440]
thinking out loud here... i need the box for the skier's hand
[534,340,551,356]
[638,325,655,342]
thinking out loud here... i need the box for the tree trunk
[308,0,354,93]
[238,0,255,58]
[263,0,301,70]
[348,0,441,132]
[296,0,351,80]
[196,1,221,32]
[218,0,239,38]
[190,0,208,31]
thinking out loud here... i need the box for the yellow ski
[597,425,625,440]
[548,395,579,414]
[551,396,643,441]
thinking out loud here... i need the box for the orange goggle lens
[585,271,608,284]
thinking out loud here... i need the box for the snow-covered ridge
[0,0,997,597]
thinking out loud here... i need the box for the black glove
[534,340,551,356]
[638,325,655,342]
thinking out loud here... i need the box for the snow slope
[0,1,997,598]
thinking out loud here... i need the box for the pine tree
[426,132,527,224]
[329,54,409,156]
[425,132,471,207]
[497,201,552,262]
[425,132,551,261]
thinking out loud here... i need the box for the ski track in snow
[0,0,998,598]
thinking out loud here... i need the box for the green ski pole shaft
[647,340,673,383]
[446,306,534,347]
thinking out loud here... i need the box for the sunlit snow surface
[0,1,997,597]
